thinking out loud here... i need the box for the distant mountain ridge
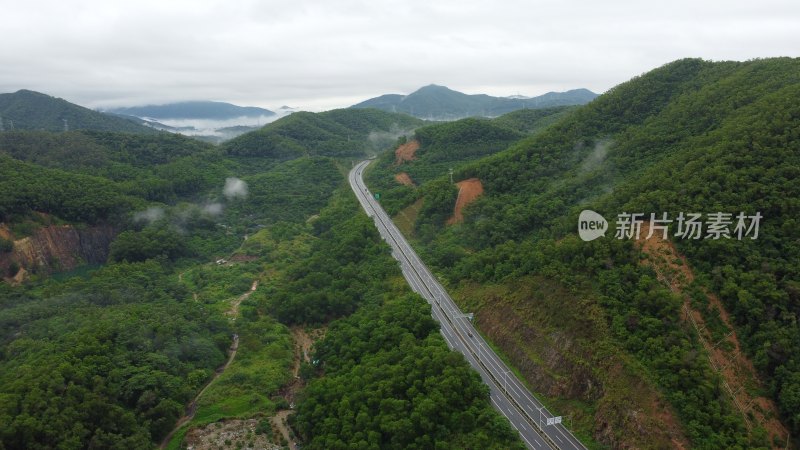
[222,108,423,159]
[108,101,275,120]
[351,84,597,119]
[0,90,158,134]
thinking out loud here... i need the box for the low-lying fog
[147,113,288,136]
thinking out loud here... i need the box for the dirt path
[276,327,316,405]
[163,272,321,450]
[159,336,239,449]
[291,327,315,377]
[637,223,789,447]
[159,280,258,449]
[269,327,324,450]
[225,280,258,320]
[271,410,296,450]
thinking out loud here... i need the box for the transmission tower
[63,118,69,132]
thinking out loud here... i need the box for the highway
[349,160,587,450]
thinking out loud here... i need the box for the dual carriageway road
[349,160,587,450]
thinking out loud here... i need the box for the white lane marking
[353,163,580,450]
[491,397,542,450]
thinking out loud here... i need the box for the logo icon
[578,210,608,241]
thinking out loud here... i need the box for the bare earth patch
[447,178,483,225]
[394,172,415,187]
[394,139,420,165]
[0,224,12,241]
[184,419,279,450]
[636,222,789,447]
[467,277,688,449]
[270,410,295,450]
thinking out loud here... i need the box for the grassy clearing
[164,315,292,448]
[393,197,424,237]
[165,246,294,449]
[182,262,260,300]
[164,426,189,450]
[194,317,293,422]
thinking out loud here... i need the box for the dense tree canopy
[0,260,231,448]
[0,100,522,449]
[295,296,525,450]
[222,108,422,158]
[368,57,800,446]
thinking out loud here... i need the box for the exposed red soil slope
[446,178,483,225]
[394,172,415,187]
[636,222,788,447]
[394,140,420,165]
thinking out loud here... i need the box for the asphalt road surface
[349,160,587,450]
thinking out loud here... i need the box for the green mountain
[107,101,275,120]
[352,84,597,120]
[0,90,159,134]
[0,100,525,449]
[5,57,800,450]
[367,57,800,448]
[364,107,571,215]
[222,107,424,159]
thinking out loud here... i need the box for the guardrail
[350,160,581,450]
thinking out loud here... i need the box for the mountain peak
[0,89,159,133]
[351,85,597,120]
[416,83,450,90]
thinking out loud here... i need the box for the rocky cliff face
[0,224,115,280]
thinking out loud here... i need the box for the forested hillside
[368,57,800,448]
[222,108,423,158]
[5,58,799,449]
[0,90,158,134]
[1,97,524,448]
[365,107,570,215]
[0,129,344,447]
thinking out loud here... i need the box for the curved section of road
[349,160,587,450]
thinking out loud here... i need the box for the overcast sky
[1,0,798,111]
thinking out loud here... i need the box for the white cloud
[1,0,798,111]
[223,177,248,200]
[133,206,165,223]
[203,203,224,216]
